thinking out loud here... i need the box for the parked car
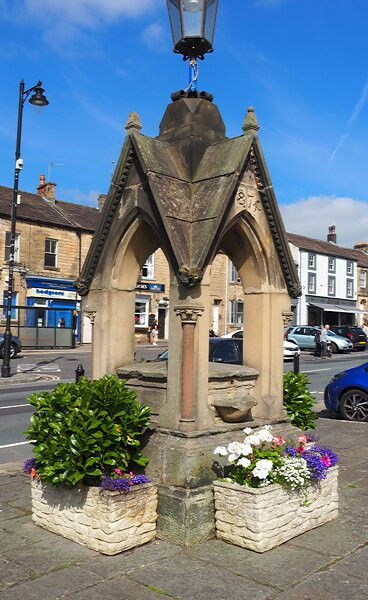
[0,334,22,359]
[329,326,367,351]
[324,362,368,421]
[285,326,352,353]
[156,338,243,365]
[222,329,300,361]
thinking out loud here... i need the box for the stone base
[143,420,296,546]
[31,480,158,555]
[214,466,338,553]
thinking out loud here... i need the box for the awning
[308,302,368,314]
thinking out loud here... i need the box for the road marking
[302,368,332,373]
[311,391,324,394]
[17,364,61,373]
[0,440,34,449]
[0,404,30,410]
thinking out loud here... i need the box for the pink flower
[114,468,123,476]
[321,455,331,467]
[30,468,40,479]
[296,446,306,454]
[272,436,285,446]
[298,434,308,445]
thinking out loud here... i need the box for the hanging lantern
[166,0,218,60]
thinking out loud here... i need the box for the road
[0,347,367,464]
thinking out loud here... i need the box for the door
[158,308,166,339]
[212,301,220,335]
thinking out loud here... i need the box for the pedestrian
[58,317,66,328]
[320,324,330,359]
[314,327,321,357]
[150,323,159,346]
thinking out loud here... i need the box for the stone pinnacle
[124,112,142,132]
[242,106,260,133]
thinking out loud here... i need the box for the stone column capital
[84,309,96,324]
[282,310,294,326]
[174,305,204,324]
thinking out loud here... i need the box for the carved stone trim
[84,310,96,324]
[282,310,294,326]
[174,305,204,324]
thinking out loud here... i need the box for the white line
[302,368,332,373]
[0,404,30,410]
[0,440,34,449]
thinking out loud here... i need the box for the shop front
[307,297,359,326]
[134,282,167,341]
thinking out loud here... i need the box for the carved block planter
[214,466,338,553]
[31,479,158,555]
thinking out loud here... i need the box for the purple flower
[283,447,298,457]
[23,458,37,474]
[99,474,150,492]
[310,446,339,466]
[303,451,328,480]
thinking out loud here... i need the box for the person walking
[320,324,330,359]
[150,323,159,346]
[314,327,321,357]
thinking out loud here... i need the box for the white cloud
[281,195,368,247]
[141,23,166,49]
[60,188,101,206]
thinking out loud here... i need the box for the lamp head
[29,84,49,107]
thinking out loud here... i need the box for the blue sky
[1,0,368,246]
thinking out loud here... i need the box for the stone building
[0,177,100,340]
[353,241,368,326]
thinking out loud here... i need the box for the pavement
[0,417,368,600]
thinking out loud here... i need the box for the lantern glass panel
[204,0,217,44]
[182,0,204,37]
[167,0,182,45]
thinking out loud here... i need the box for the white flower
[214,446,228,456]
[274,457,310,490]
[257,429,273,443]
[252,459,273,479]
[237,457,251,468]
[228,453,239,462]
[243,427,253,435]
[239,443,253,456]
[247,434,261,446]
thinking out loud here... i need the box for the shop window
[4,232,20,262]
[45,239,58,268]
[308,253,316,270]
[2,291,18,320]
[328,276,336,296]
[229,300,244,325]
[135,300,149,327]
[308,273,316,294]
[346,279,354,298]
[346,261,354,276]
[360,271,367,289]
[229,261,241,283]
[141,255,154,279]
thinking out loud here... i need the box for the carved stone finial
[242,106,260,133]
[124,112,142,133]
[177,265,203,287]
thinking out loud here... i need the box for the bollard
[293,352,300,374]
[75,364,85,382]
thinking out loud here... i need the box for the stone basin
[117,361,259,423]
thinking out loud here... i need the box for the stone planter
[214,466,338,553]
[31,479,158,555]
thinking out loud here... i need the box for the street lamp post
[1,80,49,378]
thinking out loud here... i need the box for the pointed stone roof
[77,94,301,298]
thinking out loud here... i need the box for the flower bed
[213,426,339,552]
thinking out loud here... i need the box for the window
[346,261,354,276]
[308,273,316,293]
[360,271,367,289]
[328,257,335,273]
[211,341,239,364]
[141,255,154,279]
[2,291,18,320]
[45,238,58,268]
[4,232,20,262]
[347,279,354,298]
[308,253,316,270]
[229,300,244,325]
[230,261,240,283]
[328,276,336,296]
[135,299,149,327]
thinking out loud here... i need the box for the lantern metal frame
[166,0,219,60]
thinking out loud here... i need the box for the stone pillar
[243,290,290,418]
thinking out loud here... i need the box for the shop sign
[136,282,165,292]
[27,288,78,301]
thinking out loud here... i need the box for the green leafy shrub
[283,371,318,431]
[25,375,151,487]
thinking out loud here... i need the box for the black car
[156,338,243,365]
[0,334,22,358]
[329,326,367,351]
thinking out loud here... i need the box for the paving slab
[0,567,102,600]
[63,576,173,599]
[81,540,181,578]
[128,555,275,600]
[0,557,37,592]
[184,539,335,590]
[0,515,62,543]
[331,546,368,580]
[274,570,368,600]
[0,528,30,552]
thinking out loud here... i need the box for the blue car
[324,362,368,421]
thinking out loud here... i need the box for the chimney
[98,194,107,211]
[327,225,336,244]
[37,173,56,203]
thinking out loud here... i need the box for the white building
[288,227,368,326]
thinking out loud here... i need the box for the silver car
[285,326,353,353]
